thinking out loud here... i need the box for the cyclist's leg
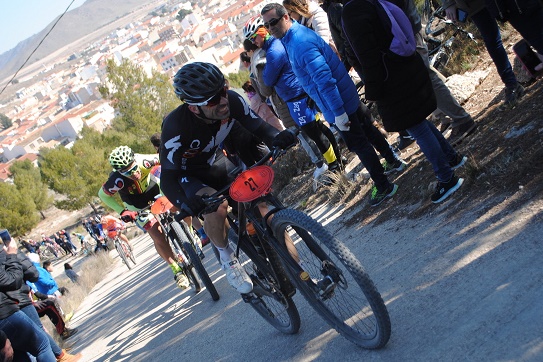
[182,159,252,293]
[256,202,300,263]
[118,231,131,248]
[135,212,175,264]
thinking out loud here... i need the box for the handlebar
[199,146,288,217]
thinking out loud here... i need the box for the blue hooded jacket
[281,21,359,123]
[261,35,305,102]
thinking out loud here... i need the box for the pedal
[317,276,336,300]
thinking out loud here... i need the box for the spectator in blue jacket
[262,3,406,206]
[243,16,343,185]
[26,253,67,297]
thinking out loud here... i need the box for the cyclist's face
[199,92,230,120]
[119,161,142,181]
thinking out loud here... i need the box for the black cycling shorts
[178,151,239,215]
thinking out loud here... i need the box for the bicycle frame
[203,150,316,293]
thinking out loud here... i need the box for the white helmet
[243,16,264,39]
[27,253,41,264]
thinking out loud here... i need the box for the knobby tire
[270,209,391,349]
[174,221,220,301]
[170,222,202,293]
[229,229,301,335]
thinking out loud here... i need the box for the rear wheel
[271,209,391,349]
[172,221,220,301]
[229,229,301,334]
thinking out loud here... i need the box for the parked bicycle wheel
[115,239,132,270]
[229,229,301,335]
[172,221,219,301]
[270,209,391,349]
[168,226,202,293]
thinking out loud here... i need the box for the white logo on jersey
[107,177,125,194]
[238,92,257,119]
[202,120,235,153]
[179,177,188,183]
[164,136,182,164]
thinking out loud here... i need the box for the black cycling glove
[272,130,297,150]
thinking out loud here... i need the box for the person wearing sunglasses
[160,62,297,294]
[98,146,191,290]
[262,3,408,207]
[242,15,344,191]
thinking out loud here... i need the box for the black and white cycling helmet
[243,16,264,39]
[109,146,134,170]
[172,62,225,105]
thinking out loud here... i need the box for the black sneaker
[431,176,464,203]
[369,183,398,207]
[498,83,525,111]
[439,122,452,133]
[450,154,467,170]
[447,120,477,146]
[382,158,408,175]
[61,328,78,340]
[394,135,415,152]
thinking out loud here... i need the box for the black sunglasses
[264,17,281,29]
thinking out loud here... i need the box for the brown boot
[57,349,82,362]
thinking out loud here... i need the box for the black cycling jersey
[101,154,161,209]
[159,90,279,209]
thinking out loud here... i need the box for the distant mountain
[0,0,161,82]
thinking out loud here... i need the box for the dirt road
[63,194,543,361]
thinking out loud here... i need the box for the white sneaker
[174,271,190,290]
[313,163,328,180]
[222,257,253,294]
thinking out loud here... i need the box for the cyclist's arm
[98,187,125,214]
[160,168,186,210]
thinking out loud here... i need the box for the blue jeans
[338,106,395,191]
[0,310,56,362]
[471,8,517,89]
[406,120,457,182]
[20,304,63,357]
[507,6,543,54]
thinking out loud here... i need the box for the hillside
[0,0,162,83]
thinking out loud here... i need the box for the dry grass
[42,252,114,347]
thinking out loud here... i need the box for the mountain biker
[160,62,297,294]
[99,214,132,249]
[98,146,190,290]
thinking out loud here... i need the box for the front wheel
[229,229,301,335]
[123,239,136,265]
[271,209,391,349]
[169,223,202,293]
[172,221,220,301]
[115,240,132,270]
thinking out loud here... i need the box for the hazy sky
[0,0,87,55]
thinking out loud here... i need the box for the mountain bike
[109,232,136,270]
[141,196,220,301]
[201,147,391,349]
[425,6,478,76]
